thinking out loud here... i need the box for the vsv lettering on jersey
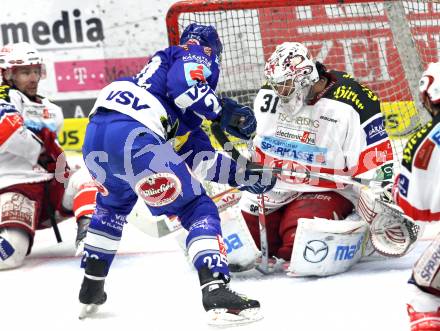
[106,90,150,111]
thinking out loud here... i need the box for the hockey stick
[209,120,382,188]
[210,121,272,274]
[256,193,271,274]
[129,187,242,238]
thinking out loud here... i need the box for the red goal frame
[167,0,380,46]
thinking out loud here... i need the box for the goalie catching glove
[356,184,420,257]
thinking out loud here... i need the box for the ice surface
[1,218,435,331]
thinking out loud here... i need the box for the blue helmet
[179,23,223,57]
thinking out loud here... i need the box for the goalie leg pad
[278,192,354,261]
[218,207,259,272]
[0,227,29,270]
[287,217,368,276]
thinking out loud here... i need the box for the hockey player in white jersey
[240,42,395,276]
[0,42,97,270]
[392,62,440,330]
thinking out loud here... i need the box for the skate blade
[78,303,100,320]
[207,308,263,327]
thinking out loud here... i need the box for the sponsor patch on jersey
[277,113,320,130]
[0,236,14,261]
[275,126,316,144]
[135,173,182,207]
[261,136,327,164]
[183,62,212,86]
[0,85,10,101]
[319,115,338,123]
[203,47,212,56]
[414,139,435,170]
[0,102,16,114]
[181,54,212,68]
[403,121,434,172]
[431,126,440,146]
[363,116,387,145]
[333,84,365,110]
[398,174,409,197]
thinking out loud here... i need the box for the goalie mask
[180,23,223,58]
[264,42,319,108]
[419,62,440,116]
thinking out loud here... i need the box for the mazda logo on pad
[303,240,329,263]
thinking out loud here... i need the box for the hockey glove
[219,97,256,140]
[36,127,69,173]
[232,166,277,195]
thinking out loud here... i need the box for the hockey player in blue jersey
[78,23,274,325]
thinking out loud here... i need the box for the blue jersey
[88,44,235,185]
[82,45,233,278]
[135,44,221,129]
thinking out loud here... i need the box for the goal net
[166,0,439,195]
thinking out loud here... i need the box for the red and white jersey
[241,71,393,210]
[394,116,440,221]
[0,85,64,189]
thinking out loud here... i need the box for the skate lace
[225,284,247,299]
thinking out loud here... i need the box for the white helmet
[0,42,43,70]
[264,42,319,103]
[419,62,440,107]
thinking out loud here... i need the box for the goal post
[166,0,439,138]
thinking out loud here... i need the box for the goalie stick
[128,187,242,238]
[210,121,272,274]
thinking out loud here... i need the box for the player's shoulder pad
[175,44,219,68]
[402,116,440,172]
[0,85,11,102]
[323,71,380,124]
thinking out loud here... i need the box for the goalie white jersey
[0,85,63,189]
[243,71,393,209]
[394,115,440,221]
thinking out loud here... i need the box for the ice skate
[198,266,262,326]
[78,258,107,320]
